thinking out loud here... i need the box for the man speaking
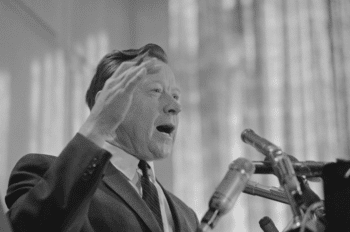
[5,44,199,232]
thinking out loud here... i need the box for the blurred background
[1,0,350,231]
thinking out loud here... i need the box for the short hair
[85,43,168,110]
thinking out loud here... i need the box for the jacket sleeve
[5,133,112,232]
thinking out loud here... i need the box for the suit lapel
[158,182,190,232]
[102,162,163,232]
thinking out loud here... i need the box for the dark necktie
[138,160,163,230]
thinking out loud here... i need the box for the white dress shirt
[103,142,174,232]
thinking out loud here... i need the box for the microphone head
[230,157,256,174]
[200,158,255,230]
[241,128,254,143]
[209,158,255,214]
[259,216,272,227]
[241,129,281,158]
[259,216,279,232]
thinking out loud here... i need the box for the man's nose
[163,97,181,115]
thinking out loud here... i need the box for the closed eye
[173,94,179,100]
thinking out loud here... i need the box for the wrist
[78,122,106,148]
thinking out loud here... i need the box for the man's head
[86,44,181,161]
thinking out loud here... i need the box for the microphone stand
[243,180,289,204]
[271,151,304,232]
[240,129,304,231]
[240,129,328,232]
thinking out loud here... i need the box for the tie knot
[138,160,150,177]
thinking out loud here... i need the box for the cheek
[129,99,159,134]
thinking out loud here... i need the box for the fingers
[110,57,157,83]
[123,67,147,93]
[107,57,159,88]
[107,67,146,98]
[111,53,158,80]
[134,50,150,66]
[131,57,160,75]
[112,61,138,79]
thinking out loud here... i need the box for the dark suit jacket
[5,134,199,232]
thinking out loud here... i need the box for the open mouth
[156,124,175,135]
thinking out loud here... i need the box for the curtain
[169,0,350,231]
[28,33,109,156]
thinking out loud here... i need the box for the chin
[149,144,172,160]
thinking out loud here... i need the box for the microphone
[241,128,326,177]
[243,180,289,204]
[241,129,304,225]
[259,216,279,232]
[240,129,301,192]
[253,161,326,178]
[241,129,280,160]
[199,158,255,231]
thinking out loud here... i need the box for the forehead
[142,60,180,90]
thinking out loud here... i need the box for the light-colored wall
[0,0,173,208]
[0,0,56,203]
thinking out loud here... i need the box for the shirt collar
[103,142,156,181]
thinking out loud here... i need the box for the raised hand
[79,57,160,147]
